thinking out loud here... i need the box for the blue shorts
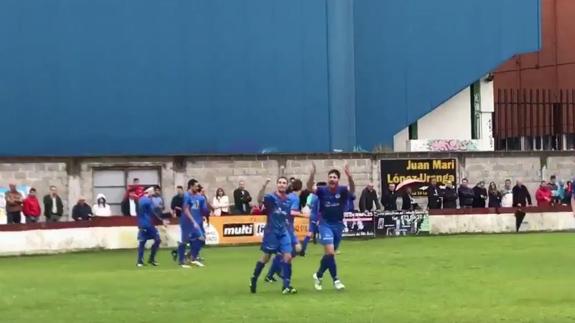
[318,222,344,249]
[261,231,292,255]
[181,225,204,243]
[138,226,160,241]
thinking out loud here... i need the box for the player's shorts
[261,230,292,255]
[318,222,345,249]
[180,225,204,243]
[138,226,160,241]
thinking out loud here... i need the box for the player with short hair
[178,179,209,268]
[136,187,165,267]
[307,162,355,291]
[300,181,326,256]
[250,177,299,295]
[264,179,303,282]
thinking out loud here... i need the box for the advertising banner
[203,215,308,246]
[374,211,429,236]
[342,212,375,238]
[380,159,457,196]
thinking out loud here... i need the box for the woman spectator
[535,181,552,207]
[552,180,565,205]
[212,188,230,216]
[92,193,112,217]
[487,182,502,208]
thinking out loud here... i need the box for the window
[470,82,481,140]
[92,168,160,215]
[408,122,418,140]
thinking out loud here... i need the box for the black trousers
[7,211,22,224]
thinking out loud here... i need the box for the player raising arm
[306,161,355,291]
[250,177,299,295]
[136,187,166,267]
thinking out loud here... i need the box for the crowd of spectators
[4,174,573,225]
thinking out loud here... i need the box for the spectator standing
[381,184,398,211]
[152,185,165,217]
[92,193,112,217]
[359,183,381,212]
[43,186,64,222]
[535,181,552,207]
[401,187,417,211]
[121,188,139,217]
[442,181,458,209]
[128,178,144,198]
[170,186,185,218]
[487,182,502,208]
[549,175,558,192]
[233,180,252,214]
[500,179,514,207]
[512,180,532,208]
[72,197,92,221]
[458,179,474,208]
[563,181,573,204]
[212,188,230,216]
[426,179,441,210]
[5,184,23,224]
[552,180,565,205]
[472,181,488,208]
[23,188,42,223]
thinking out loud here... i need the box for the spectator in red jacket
[23,188,42,224]
[535,181,552,207]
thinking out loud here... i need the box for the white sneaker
[191,260,205,267]
[312,273,323,291]
[334,280,345,291]
[180,264,191,269]
[137,263,144,268]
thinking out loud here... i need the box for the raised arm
[257,178,271,204]
[306,162,316,191]
[344,162,355,194]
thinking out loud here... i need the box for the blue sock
[252,261,266,279]
[190,240,201,260]
[302,236,311,253]
[149,239,160,262]
[177,242,186,264]
[266,254,282,278]
[282,261,292,289]
[316,255,329,279]
[326,254,338,281]
[137,241,146,264]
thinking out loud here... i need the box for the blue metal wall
[0,0,540,156]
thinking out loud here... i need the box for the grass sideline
[1,233,574,323]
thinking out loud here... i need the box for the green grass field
[1,233,575,323]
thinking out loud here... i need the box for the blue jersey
[287,192,301,225]
[316,186,349,224]
[346,193,356,212]
[182,192,209,227]
[263,193,296,235]
[137,196,155,228]
[306,193,320,222]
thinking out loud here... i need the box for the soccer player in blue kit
[178,179,209,268]
[300,181,326,256]
[264,179,303,282]
[307,162,355,291]
[136,187,165,267]
[250,177,300,295]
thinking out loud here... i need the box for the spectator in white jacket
[212,188,230,216]
[500,179,514,208]
[93,193,112,217]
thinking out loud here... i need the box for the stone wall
[0,162,68,221]
[0,152,573,222]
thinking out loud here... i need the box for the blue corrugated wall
[0,0,539,156]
